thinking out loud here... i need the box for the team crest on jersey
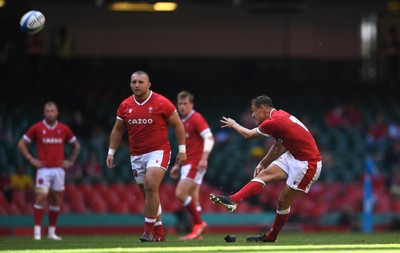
[42,130,46,135]
[57,130,61,134]
[293,181,297,185]
[129,108,132,114]
[37,177,44,185]
[132,169,138,177]
[148,107,153,116]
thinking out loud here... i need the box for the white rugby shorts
[180,163,206,185]
[272,152,322,193]
[35,168,65,193]
[130,150,171,184]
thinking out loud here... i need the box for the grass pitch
[1,232,399,253]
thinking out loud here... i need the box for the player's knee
[35,194,47,205]
[144,182,159,194]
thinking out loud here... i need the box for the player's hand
[198,159,208,173]
[106,155,116,169]
[253,164,265,177]
[30,158,44,169]
[175,152,187,166]
[61,160,74,169]
[221,116,237,128]
[169,164,180,179]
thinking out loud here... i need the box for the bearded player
[18,101,81,240]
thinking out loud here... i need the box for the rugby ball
[20,10,45,35]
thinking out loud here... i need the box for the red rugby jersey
[116,91,176,155]
[257,109,321,161]
[23,120,76,168]
[182,110,211,165]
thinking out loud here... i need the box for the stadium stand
[1,78,400,232]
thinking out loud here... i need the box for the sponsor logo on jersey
[127,118,153,125]
[42,137,63,144]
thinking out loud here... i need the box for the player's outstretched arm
[221,116,259,139]
[106,119,126,169]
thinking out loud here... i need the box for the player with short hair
[210,95,322,242]
[17,101,81,240]
[170,91,214,240]
[106,70,186,242]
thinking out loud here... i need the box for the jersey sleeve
[64,125,77,143]
[23,124,38,143]
[195,114,211,137]
[162,97,177,119]
[257,120,272,137]
[116,101,125,121]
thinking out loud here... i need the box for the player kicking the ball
[209,95,322,243]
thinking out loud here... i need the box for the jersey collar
[269,108,276,118]
[182,110,195,122]
[42,119,58,130]
[134,90,153,105]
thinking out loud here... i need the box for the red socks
[183,196,202,225]
[267,209,290,241]
[144,217,157,233]
[33,205,44,226]
[230,179,265,203]
[48,206,60,227]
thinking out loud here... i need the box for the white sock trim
[145,217,157,223]
[157,204,162,216]
[49,206,60,211]
[183,196,192,207]
[155,220,162,226]
[196,205,202,212]
[251,178,266,187]
[277,207,291,215]
[34,204,43,209]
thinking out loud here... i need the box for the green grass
[1,232,400,253]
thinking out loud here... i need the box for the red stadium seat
[0,192,8,207]
[6,203,21,215]
[392,200,400,211]
[0,204,7,215]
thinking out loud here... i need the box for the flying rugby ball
[20,10,45,35]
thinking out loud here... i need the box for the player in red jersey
[209,95,322,242]
[169,91,214,240]
[106,70,186,242]
[17,101,81,241]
